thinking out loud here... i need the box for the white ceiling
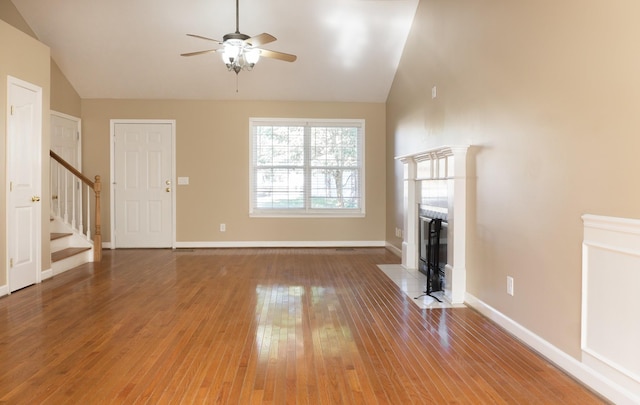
[11,0,418,102]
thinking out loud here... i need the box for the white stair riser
[51,250,93,276]
[50,237,72,252]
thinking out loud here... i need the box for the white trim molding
[41,268,53,281]
[466,293,640,405]
[385,242,402,258]
[175,240,386,249]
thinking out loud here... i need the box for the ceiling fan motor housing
[223,32,250,43]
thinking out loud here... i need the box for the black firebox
[418,207,448,300]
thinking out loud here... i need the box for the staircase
[50,217,93,275]
[49,150,102,275]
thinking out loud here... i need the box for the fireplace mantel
[395,145,470,304]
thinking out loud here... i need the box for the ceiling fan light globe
[245,48,260,65]
[223,43,240,60]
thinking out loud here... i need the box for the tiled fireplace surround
[396,146,469,304]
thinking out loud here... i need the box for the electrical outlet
[220,223,226,232]
[507,276,514,296]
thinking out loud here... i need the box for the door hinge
[77,131,80,141]
[9,258,13,268]
[9,181,12,192]
[10,105,14,115]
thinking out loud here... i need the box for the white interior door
[7,77,42,292]
[112,121,174,248]
[50,112,81,222]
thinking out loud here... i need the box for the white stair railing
[49,150,102,262]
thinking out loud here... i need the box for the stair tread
[52,247,91,263]
[51,232,72,241]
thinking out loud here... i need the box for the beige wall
[0,19,51,281]
[1,0,81,118]
[81,99,386,244]
[0,0,34,36]
[51,62,81,117]
[387,0,640,357]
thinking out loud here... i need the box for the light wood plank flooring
[0,248,607,404]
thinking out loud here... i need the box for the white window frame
[249,117,365,218]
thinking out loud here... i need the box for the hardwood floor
[0,248,606,404]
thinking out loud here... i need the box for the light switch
[178,176,189,185]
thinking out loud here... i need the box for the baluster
[86,183,91,239]
[71,176,77,230]
[56,163,61,218]
[78,181,84,237]
[49,160,54,218]
[63,169,69,223]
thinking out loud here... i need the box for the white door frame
[109,119,176,249]
[6,76,43,291]
[51,111,81,169]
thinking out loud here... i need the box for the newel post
[93,175,102,261]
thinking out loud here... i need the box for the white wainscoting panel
[582,214,640,399]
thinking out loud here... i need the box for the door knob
[166,187,171,193]
[165,180,171,185]
[32,196,41,202]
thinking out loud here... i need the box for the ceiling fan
[181,0,297,74]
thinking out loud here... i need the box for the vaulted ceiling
[11,0,419,102]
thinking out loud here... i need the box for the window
[250,118,365,217]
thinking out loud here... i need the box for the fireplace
[396,145,470,304]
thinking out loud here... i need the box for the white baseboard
[0,284,8,297]
[174,240,386,249]
[465,293,640,405]
[385,242,402,257]
[41,268,53,281]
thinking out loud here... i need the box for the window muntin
[250,119,364,217]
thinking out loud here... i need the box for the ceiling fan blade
[186,34,223,44]
[259,49,297,63]
[245,33,276,47]
[180,49,219,57]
